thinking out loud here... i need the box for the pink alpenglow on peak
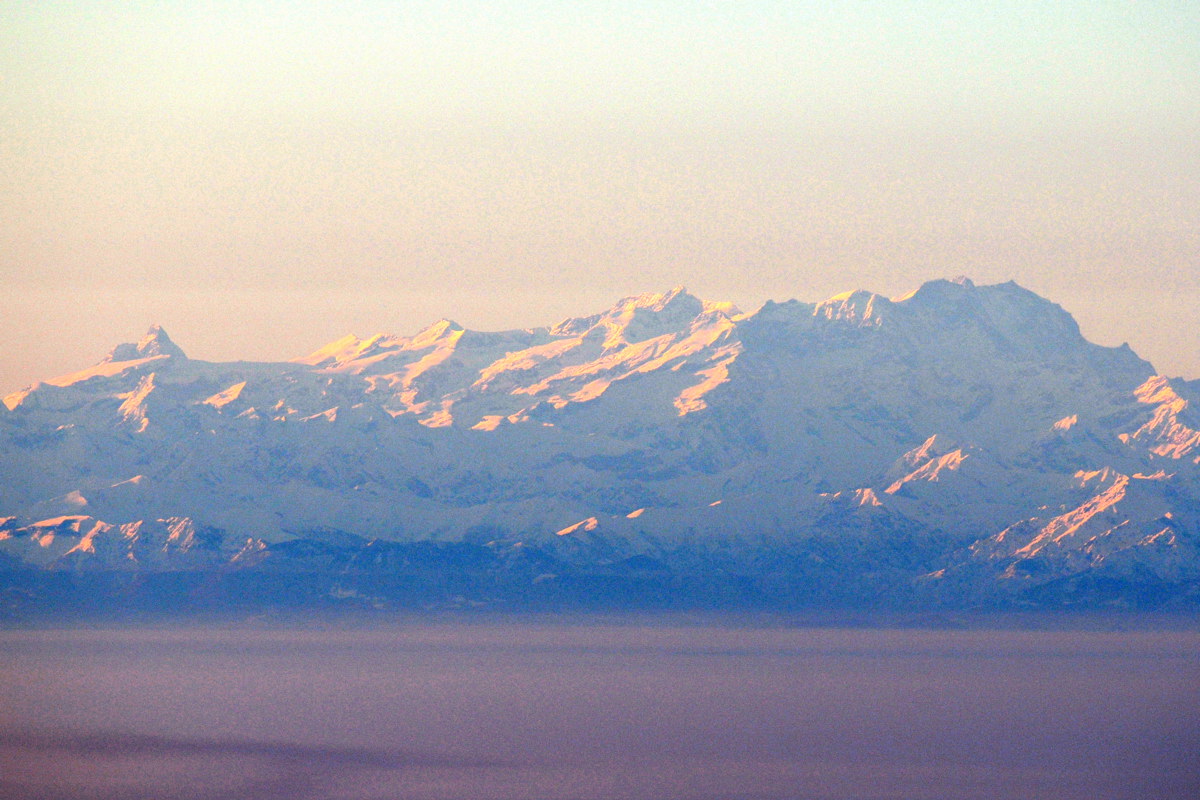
[106,325,187,363]
[815,289,891,325]
[4,326,188,404]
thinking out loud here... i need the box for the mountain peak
[814,289,891,325]
[105,325,187,363]
[892,276,981,305]
[601,287,707,346]
[615,286,697,313]
[409,318,464,348]
[551,288,709,343]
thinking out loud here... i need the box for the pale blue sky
[3,1,1198,390]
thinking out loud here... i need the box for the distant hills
[3,278,1198,617]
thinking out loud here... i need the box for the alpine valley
[3,278,1199,617]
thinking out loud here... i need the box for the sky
[2,1,1198,393]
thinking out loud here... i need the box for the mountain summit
[106,324,188,362]
[2,278,1197,615]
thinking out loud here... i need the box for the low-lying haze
[2,623,1197,800]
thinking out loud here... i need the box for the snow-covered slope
[2,278,1196,610]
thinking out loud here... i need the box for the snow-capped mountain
[3,278,1198,614]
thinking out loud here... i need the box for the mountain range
[3,277,1198,617]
